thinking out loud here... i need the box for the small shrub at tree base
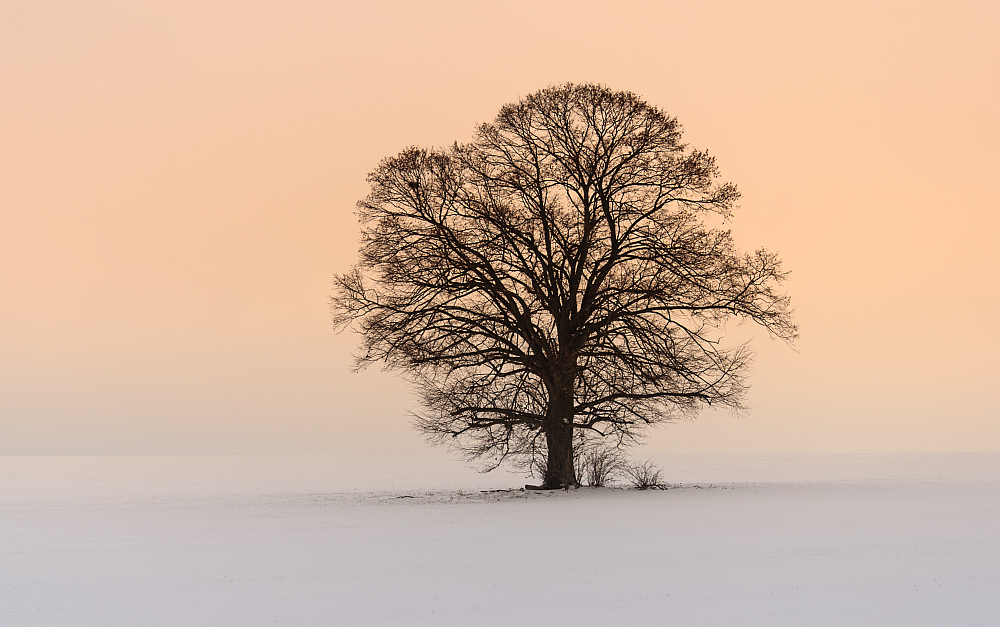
[576,446,627,487]
[626,461,668,490]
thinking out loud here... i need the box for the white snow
[2,453,998,626]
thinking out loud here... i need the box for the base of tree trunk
[540,479,579,490]
[525,483,578,491]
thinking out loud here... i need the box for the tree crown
[333,83,796,472]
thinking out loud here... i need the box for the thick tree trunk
[542,386,577,489]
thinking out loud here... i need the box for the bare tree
[332,83,796,489]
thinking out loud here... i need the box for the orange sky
[2,0,997,454]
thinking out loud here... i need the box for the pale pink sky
[2,1,997,454]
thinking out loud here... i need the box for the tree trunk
[542,385,577,489]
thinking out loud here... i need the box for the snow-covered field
[2,453,998,626]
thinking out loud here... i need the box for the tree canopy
[332,83,796,488]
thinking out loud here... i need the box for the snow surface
[2,453,999,626]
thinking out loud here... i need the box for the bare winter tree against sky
[333,84,796,488]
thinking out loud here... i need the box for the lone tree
[332,83,796,488]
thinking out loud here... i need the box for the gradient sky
[2,0,997,455]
